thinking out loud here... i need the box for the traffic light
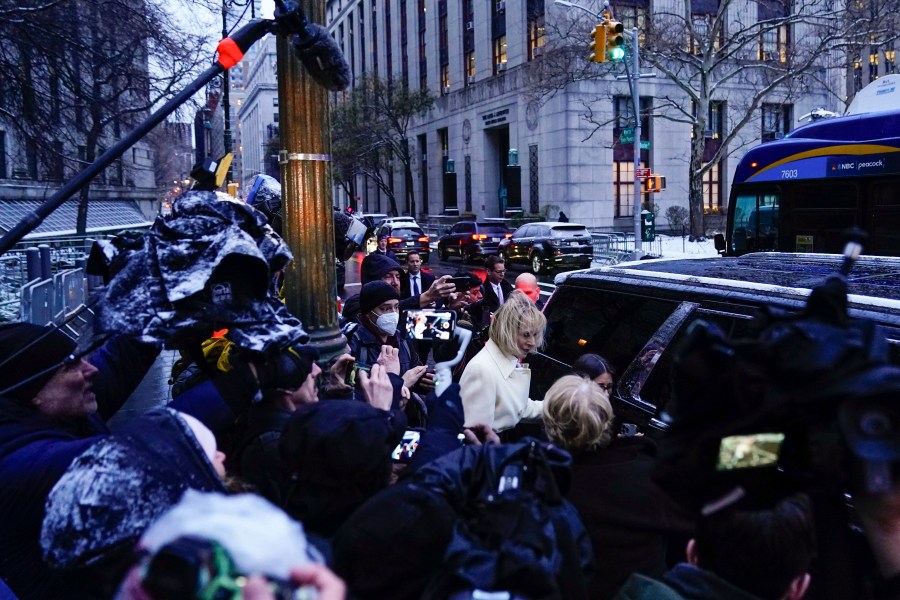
[606,20,625,61]
[226,182,239,197]
[589,24,606,63]
[643,174,667,193]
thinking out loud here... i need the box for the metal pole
[631,26,642,254]
[276,2,345,359]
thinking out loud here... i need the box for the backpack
[423,440,592,600]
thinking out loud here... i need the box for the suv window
[550,226,589,238]
[515,225,532,238]
[460,223,475,234]
[391,226,425,237]
[476,223,510,234]
[531,285,680,399]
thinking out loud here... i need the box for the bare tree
[331,73,434,217]
[0,0,211,234]
[529,0,899,239]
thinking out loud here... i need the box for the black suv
[374,222,430,262]
[530,253,900,429]
[497,221,592,274]
[437,221,511,263]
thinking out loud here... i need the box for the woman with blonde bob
[543,374,615,453]
[460,290,546,434]
[543,374,693,599]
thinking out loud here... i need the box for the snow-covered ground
[646,234,719,260]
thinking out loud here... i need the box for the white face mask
[374,311,399,336]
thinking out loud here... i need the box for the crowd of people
[1,195,900,600]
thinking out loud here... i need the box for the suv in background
[530,253,900,429]
[497,222,592,274]
[437,221,512,263]
[374,222,430,262]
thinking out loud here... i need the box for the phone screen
[716,433,784,471]
[404,309,456,340]
[391,429,422,462]
[448,276,474,292]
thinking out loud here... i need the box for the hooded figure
[96,190,307,354]
[40,408,226,596]
[279,400,406,544]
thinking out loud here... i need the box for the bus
[717,80,900,257]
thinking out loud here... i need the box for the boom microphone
[292,22,351,91]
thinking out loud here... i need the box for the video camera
[656,236,900,514]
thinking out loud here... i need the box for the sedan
[498,221,593,274]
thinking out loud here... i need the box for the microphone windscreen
[292,23,351,91]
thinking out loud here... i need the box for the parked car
[530,252,900,430]
[374,222,430,262]
[497,221,592,273]
[437,221,512,263]
[381,216,419,228]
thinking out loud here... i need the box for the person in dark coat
[481,255,513,314]
[0,323,159,600]
[613,494,816,600]
[40,408,227,598]
[231,345,321,504]
[373,233,398,260]
[280,397,407,559]
[543,374,693,599]
[399,250,435,300]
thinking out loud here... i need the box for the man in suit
[399,251,435,301]
[481,255,513,314]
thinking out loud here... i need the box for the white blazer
[460,339,542,432]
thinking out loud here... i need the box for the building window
[465,154,472,212]
[441,64,450,92]
[870,50,879,82]
[419,133,428,215]
[616,3,649,43]
[418,0,427,89]
[49,140,64,181]
[465,51,475,83]
[886,49,896,74]
[358,2,366,74]
[854,58,863,92]
[529,144,539,213]
[0,131,6,179]
[762,103,792,142]
[384,0,392,82]
[273,97,278,106]
[26,140,38,180]
[372,0,379,76]
[527,0,546,61]
[688,12,723,55]
[758,0,789,62]
[493,35,507,73]
[613,161,643,218]
[400,0,409,86]
[702,162,722,214]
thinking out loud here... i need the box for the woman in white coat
[460,290,547,436]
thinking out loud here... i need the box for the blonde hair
[543,375,615,453]
[489,290,546,357]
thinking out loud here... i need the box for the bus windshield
[731,191,780,254]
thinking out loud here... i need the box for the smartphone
[345,362,371,386]
[716,432,784,471]
[403,309,457,341]
[447,276,475,292]
[391,429,423,462]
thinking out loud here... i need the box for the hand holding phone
[447,276,475,292]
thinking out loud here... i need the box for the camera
[140,535,314,600]
[344,362,371,387]
[403,309,456,341]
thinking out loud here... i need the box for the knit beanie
[0,323,77,403]
[359,281,400,315]
[360,253,402,284]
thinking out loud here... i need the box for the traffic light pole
[629,27,642,253]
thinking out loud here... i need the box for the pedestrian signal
[643,174,667,193]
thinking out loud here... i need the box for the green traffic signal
[606,19,625,61]
[609,46,625,60]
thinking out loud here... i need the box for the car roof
[521,221,588,228]
[384,216,417,221]
[554,252,900,322]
